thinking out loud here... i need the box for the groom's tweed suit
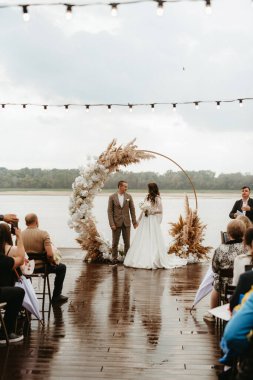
[108,192,137,259]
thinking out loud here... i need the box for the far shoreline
[0,189,239,198]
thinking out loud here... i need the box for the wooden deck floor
[0,250,222,379]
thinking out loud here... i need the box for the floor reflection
[0,303,65,379]
[126,269,164,347]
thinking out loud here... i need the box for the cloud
[0,0,252,173]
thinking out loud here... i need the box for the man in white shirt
[229,186,253,223]
[107,181,137,264]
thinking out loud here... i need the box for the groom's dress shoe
[52,295,68,304]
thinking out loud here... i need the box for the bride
[124,183,187,269]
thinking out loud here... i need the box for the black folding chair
[26,252,52,321]
[0,303,9,345]
[217,268,234,335]
[218,268,234,305]
[245,264,253,272]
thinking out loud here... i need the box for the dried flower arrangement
[168,195,211,262]
[69,139,154,262]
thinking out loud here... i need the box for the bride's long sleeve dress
[124,196,187,269]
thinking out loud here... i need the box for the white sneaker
[0,333,24,344]
[203,312,215,322]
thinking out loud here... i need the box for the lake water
[0,193,238,252]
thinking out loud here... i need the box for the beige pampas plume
[71,139,154,262]
[168,195,211,261]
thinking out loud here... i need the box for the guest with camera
[0,213,19,224]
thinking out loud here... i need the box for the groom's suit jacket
[107,192,137,228]
[229,197,253,222]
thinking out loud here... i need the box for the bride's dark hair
[147,183,160,204]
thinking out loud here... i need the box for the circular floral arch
[138,149,198,210]
[69,140,209,263]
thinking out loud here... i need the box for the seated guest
[229,186,253,223]
[233,227,253,286]
[236,215,252,230]
[220,290,253,367]
[204,220,247,322]
[0,223,25,344]
[230,269,253,311]
[0,213,19,224]
[21,213,68,304]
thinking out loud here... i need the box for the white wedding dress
[124,196,188,269]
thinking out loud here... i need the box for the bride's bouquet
[139,199,152,217]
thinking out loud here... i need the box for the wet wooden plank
[0,251,221,379]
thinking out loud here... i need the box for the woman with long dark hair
[124,183,187,269]
[0,222,26,343]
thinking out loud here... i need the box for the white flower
[139,199,152,214]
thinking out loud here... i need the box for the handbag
[14,270,41,321]
[52,245,62,265]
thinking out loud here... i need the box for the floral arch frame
[69,140,209,263]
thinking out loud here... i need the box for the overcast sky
[0,0,252,174]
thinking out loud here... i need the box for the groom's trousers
[112,225,130,259]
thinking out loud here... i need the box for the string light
[0,1,243,20]
[0,98,252,111]
[21,5,30,22]
[110,3,118,16]
[65,4,73,20]
[156,1,164,16]
[205,0,212,15]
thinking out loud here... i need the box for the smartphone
[10,221,18,235]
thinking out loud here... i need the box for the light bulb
[1,104,5,109]
[151,104,155,112]
[65,105,69,110]
[66,5,73,20]
[108,105,112,112]
[22,104,27,109]
[22,5,30,22]
[216,101,220,110]
[128,105,133,112]
[194,102,199,110]
[239,99,243,108]
[157,1,164,16]
[172,103,177,112]
[111,4,118,17]
[85,105,90,112]
[43,105,48,110]
[205,0,212,15]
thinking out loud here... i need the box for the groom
[107,180,137,264]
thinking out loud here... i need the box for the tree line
[0,167,252,190]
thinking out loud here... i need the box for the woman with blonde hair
[204,219,248,322]
[236,215,252,230]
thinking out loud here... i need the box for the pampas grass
[168,195,211,261]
